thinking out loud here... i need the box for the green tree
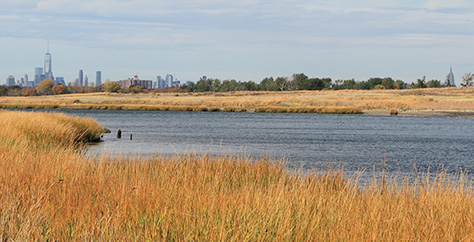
[187,82,196,92]
[461,73,474,87]
[368,78,383,89]
[413,76,427,89]
[106,81,121,93]
[275,77,289,91]
[0,86,7,96]
[394,80,406,89]
[333,79,356,90]
[219,80,238,92]
[128,85,145,93]
[193,78,213,92]
[426,80,442,88]
[37,79,54,95]
[300,78,325,90]
[322,78,332,90]
[243,81,258,91]
[357,81,371,90]
[290,73,308,90]
[381,78,395,89]
[345,79,357,89]
[259,77,278,91]
[211,79,221,92]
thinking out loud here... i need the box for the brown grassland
[1,110,474,240]
[1,86,473,116]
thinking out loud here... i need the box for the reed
[255,105,363,114]
[1,87,472,115]
[1,111,474,240]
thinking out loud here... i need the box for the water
[57,109,473,181]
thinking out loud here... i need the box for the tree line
[2,72,474,96]
[187,73,474,92]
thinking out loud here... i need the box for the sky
[1,0,474,84]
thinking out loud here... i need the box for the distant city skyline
[1,1,474,83]
[4,45,196,87]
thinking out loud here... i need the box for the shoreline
[2,110,474,240]
[0,87,472,117]
[363,109,474,118]
[2,104,473,118]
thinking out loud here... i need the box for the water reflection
[57,109,474,182]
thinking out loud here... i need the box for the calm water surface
[58,110,474,180]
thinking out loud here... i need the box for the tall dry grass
[1,87,472,114]
[1,111,474,240]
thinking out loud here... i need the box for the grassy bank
[1,111,474,240]
[1,87,473,115]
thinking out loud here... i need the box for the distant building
[166,74,174,88]
[448,66,456,87]
[34,67,44,86]
[171,81,181,87]
[44,46,54,81]
[85,75,89,87]
[18,74,28,87]
[23,74,28,87]
[96,71,102,87]
[6,75,15,87]
[78,69,84,87]
[156,75,169,88]
[35,67,43,76]
[156,76,162,88]
[118,74,153,89]
[55,77,65,86]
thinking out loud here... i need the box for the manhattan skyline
[1,1,474,83]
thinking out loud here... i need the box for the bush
[374,84,386,90]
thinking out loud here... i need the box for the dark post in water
[117,129,122,139]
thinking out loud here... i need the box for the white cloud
[425,0,472,9]
[1,0,474,82]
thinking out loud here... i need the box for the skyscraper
[449,65,456,87]
[157,75,163,88]
[96,71,102,87]
[78,69,84,87]
[166,74,173,88]
[34,67,44,86]
[85,75,89,87]
[6,75,15,87]
[44,44,54,80]
[23,74,28,87]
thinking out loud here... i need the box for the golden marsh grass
[1,111,474,240]
[1,87,472,115]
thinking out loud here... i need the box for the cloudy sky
[1,0,474,84]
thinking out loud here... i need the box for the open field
[1,87,473,116]
[1,110,474,240]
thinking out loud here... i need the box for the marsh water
[58,109,473,181]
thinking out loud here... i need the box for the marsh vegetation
[0,87,473,115]
[1,111,474,240]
